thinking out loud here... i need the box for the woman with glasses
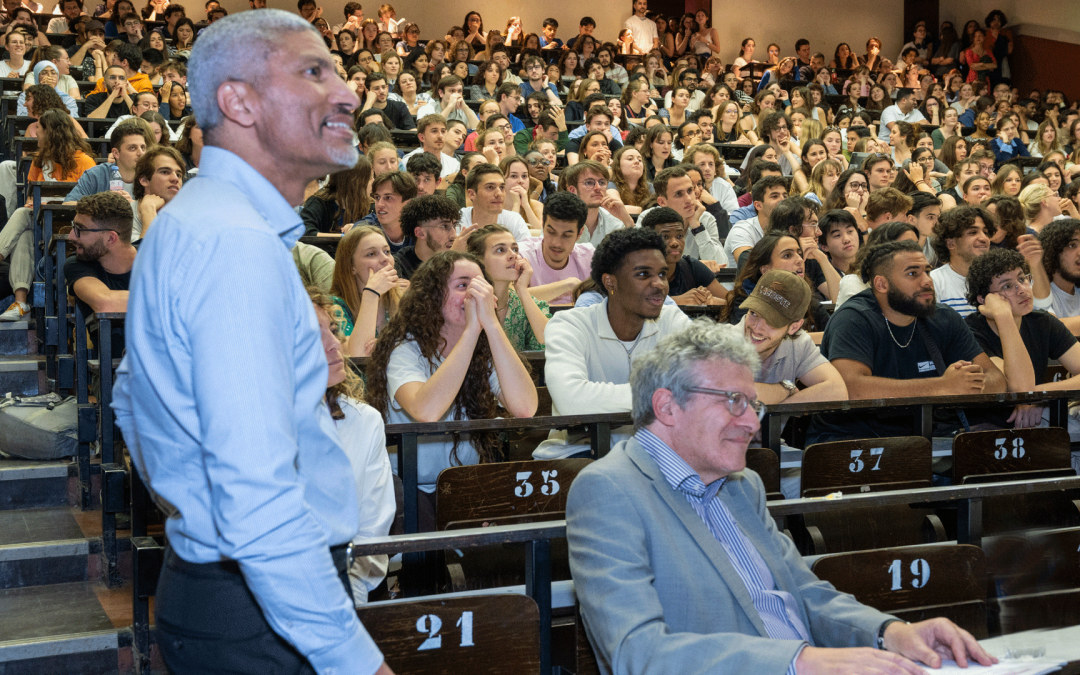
[713,100,751,144]
[824,168,870,230]
[523,150,556,203]
[328,224,409,357]
[671,121,701,162]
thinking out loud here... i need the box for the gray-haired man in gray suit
[566,320,996,675]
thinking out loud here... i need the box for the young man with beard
[809,240,1005,443]
[517,191,595,305]
[1040,218,1080,333]
[131,146,185,241]
[534,227,691,461]
[399,114,460,178]
[392,195,460,280]
[65,191,138,317]
[760,111,801,176]
[929,205,995,317]
[638,207,724,305]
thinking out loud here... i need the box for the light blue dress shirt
[113,146,383,674]
[638,428,811,674]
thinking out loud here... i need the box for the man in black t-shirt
[964,248,1080,431]
[359,72,414,130]
[65,192,139,356]
[808,240,1005,443]
[639,207,723,304]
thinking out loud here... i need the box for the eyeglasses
[994,274,1033,297]
[578,178,604,189]
[687,387,766,420]
[847,181,868,190]
[526,157,551,166]
[421,221,456,232]
[71,223,113,237]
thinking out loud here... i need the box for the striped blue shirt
[638,428,810,673]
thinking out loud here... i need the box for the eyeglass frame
[991,274,1033,298]
[686,387,766,420]
[71,223,115,237]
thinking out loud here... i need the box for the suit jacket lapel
[624,438,772,638]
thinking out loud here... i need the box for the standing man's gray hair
[189,9,318,134]
[630,320,760,429]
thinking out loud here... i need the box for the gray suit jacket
[566,435,895,675]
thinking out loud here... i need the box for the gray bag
[0,393,78,460]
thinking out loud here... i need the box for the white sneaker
[0,301,29,321]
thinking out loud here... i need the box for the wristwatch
[690,224,706,236]
[876,619,907,650]
[781,380,798,398]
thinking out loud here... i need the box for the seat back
[436,458,591,531]
[744,447,781,500]
[801,436,931,497]
[952,427,1072,483]
[812,544,988,638]
[356,594,540,674]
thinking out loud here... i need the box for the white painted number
[515,471,534,498]
[416,614,442,651]
[849,448,884,472]
[888,558,930,591]
[849,449,864,473]
[456,611,474,647]
[994,437,1025,460]
[541,469,560,496]
[416,612,476,651]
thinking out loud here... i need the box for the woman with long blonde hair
[330,225,409,357]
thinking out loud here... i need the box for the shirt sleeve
[386,340,431,410]
[177,227,383,674]
[821,306,875,366]
[1046,313,1078,360]
[689,213,727,266]
[689,257,717,287]
[64,165,101,202]
[545,312,632,415]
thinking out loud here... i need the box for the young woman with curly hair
[365,250,537,528]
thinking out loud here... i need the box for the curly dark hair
[931,205,996,264]
[767,196,817,235]
[590,228,666,289]
[25,84,64,117]
[1039,218,1080,279]
[399,194,461,239]
[365,250,503,466]
[965,248,1028,307]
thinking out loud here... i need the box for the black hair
[1039,218,1080,279]
[965,248,1027,307]
[817,208,859,247]
[542,190,588,230]
[748,160,783,186]
[862,239,923,284]
[399,194,462,238]
[752,174,789,204]
[590,228,666,288]
[640,206,684,230]
[932,205,996,264]
[114,42,142,70]
[404,151,442,179]
[908,190,942,215]
[767,196,817,235]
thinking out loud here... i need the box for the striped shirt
[929,263,975,317]
[638,428,810,674]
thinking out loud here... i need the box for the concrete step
[0,506,108,590]
[0,460,74,511]
[0,321,34,357]
[0,356,45,397]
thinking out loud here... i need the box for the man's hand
[451,222,482,252]
[1016,233,1043,267]
[601,195,633,227]
[673,287,711,305]
[796,646,925,675]
[978,290,1013,323]
[940,360,986,394]
[141,194,165,213]
[1008,404,1045,429]
[699,259,725,272]
[883,618,996,669]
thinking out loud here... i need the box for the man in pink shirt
[517,192,595,305]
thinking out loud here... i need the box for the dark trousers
[155,547,351,675]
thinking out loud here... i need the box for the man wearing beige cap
[738,269,847,405]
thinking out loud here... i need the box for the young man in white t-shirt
[456,163,531,242]
[517,191,595,305]
[623,0,658,54]
[561,160,633,246]
[399,114,460,178]
[928,205,994,317]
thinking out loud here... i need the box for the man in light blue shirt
[567,320,996,675]
[112,10,392,675]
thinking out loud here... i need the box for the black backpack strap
[916,320,971,432]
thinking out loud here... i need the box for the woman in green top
[467,225,550,351]
[330,225,409,357]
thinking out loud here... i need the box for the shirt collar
[597,298,660,343]
[637,428,726,501]
[197,146,305,247]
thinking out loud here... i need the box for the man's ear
[872,274,889,294]
[786,319,804,336]
[651,388,679,426]
[603,272,616,295]
[215,81,259,129]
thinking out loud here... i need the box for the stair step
[0,460,73,511]
[0,321,32,357]
[0,628,124,675]
[0,356,44,396]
